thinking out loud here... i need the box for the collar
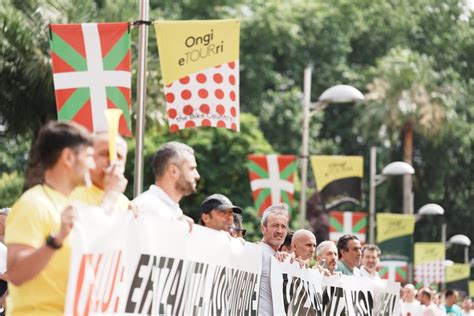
[148,184,181,211]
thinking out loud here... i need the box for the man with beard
[360,244,381,279]
[133,142,200,227]
[258,203,289,315]
[335,234,362,276]
[316,240,339,275]
[4,121,94,315]
[199,194,242,232]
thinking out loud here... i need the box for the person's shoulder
[9,185,49,214]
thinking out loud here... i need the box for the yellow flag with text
[376,213,415,243]
[310,155,363,210]
[445,264,470,283]
[414,243,445,287]
[155,20,240,132]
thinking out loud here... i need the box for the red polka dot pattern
[163,61,240,131]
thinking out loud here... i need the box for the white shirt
[0,242,6,273]
[258,242,276,316]
[360,266,380,279]
[402,300,423,316]
[132,185,183,219]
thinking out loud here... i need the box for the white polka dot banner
[154,20,240,132]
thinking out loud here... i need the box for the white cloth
[360,266,380,279]
[424,303,443,316]
[132,185,183,219]
[0,242,6,273]
[258,242,276,316]
[402,300,423,316]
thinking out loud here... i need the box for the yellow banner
[376,213,415,243]
[445,264,470,283]
[469,281,474,298]
[414,243,445,266]
[154,19,240,85]
[310,155,363,191]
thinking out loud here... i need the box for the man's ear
[166,163,180,179]
[201,213,210,225]
[60,147,76,168]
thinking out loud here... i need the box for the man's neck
[44,169,75,196]
[363,266,376,275]
[262,239,278,251]
[341,259,354,271]
[155,180,182,203]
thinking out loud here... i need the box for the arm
[6,205,75,286]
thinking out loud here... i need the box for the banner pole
[133,0,149,197]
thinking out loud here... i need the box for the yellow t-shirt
[70,184,130,211]
[5,184,71,316]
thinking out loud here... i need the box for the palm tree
[363,47,447,213]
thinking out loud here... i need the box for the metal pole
[369,146,377,244]
[133,0,149,197]
[300,66,312,228]
[441,222,446,244]
[465,246,469,264]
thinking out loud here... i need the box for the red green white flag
[49,23,132,136]
[247,155,297,216]
[329,211,367,242]
[378,260,408,282]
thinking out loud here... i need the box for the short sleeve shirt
[5,185,71,316]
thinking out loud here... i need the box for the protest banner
[64,206,261,315]
[271,258,324,315]
[310,155,363,210]
[248,154,298,215]
[377,213,415,263]
[371,279,401,316]
[445,263,470,295]
[322,275,347,315]
[155,19,240,132]
[341,275,374,316]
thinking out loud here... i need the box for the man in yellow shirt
[71,132,129,211]
[4,121,94,316]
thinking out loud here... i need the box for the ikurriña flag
[154,20,240,132]
[248,155,297,216]
[378,260,408,283]
[329,211,367,242]
[310,155,363,210]
[49,22,132,136]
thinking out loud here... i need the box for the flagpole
[133,0,149,197]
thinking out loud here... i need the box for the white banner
[64,206,261,315]
[271,262,401,316]
[271,258,324,315]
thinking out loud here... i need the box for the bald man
[291,229,317,262]
[401,284,422,316]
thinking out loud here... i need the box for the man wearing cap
[199,194,242,233]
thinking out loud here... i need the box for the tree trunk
[403,121,414,214]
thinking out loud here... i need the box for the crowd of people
[0,120,472,315]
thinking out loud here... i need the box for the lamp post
[448,234,471,264]
[416,203,446,243]
[368,147,415,244]
[300,65,364,228]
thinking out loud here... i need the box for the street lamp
[368,148,415,244]
[300,65,364,228]
[416,203,446,243]
[448,234,471,263]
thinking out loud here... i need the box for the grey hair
[261,203,289,226]
[361,244,381,257]
[152,142,194,179]
[316,240,337,257]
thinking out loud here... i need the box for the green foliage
[0,171,24,207]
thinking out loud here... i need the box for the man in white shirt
[360,244,381,279]
[291,229,316,263]
[258,204,289,316]
[133,142,200,227]
[401,284,422,316]
[420,288,442,316]
[316,240,339,275]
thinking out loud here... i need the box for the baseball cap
[200,194,242,214]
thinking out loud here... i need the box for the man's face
[446,292,459,306]
[361,249,379,272]
[202,209,234,232]
[404,287,415,301]
[175,152,200,196]
[341,239,362,269]
[319,246,338,271]
[90,136,127,189]
[261,213,288,250]
[293,234,316,261]
[71,145,95,187]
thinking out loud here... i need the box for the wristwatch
[46,234,62,249]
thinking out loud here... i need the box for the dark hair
[445,289,458,299]
[420,288,432,300]
[279,231,294,251]
[336,234,359,257]
[152,142,194,179]
[36,121,92,169]
[361,244,381,257]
